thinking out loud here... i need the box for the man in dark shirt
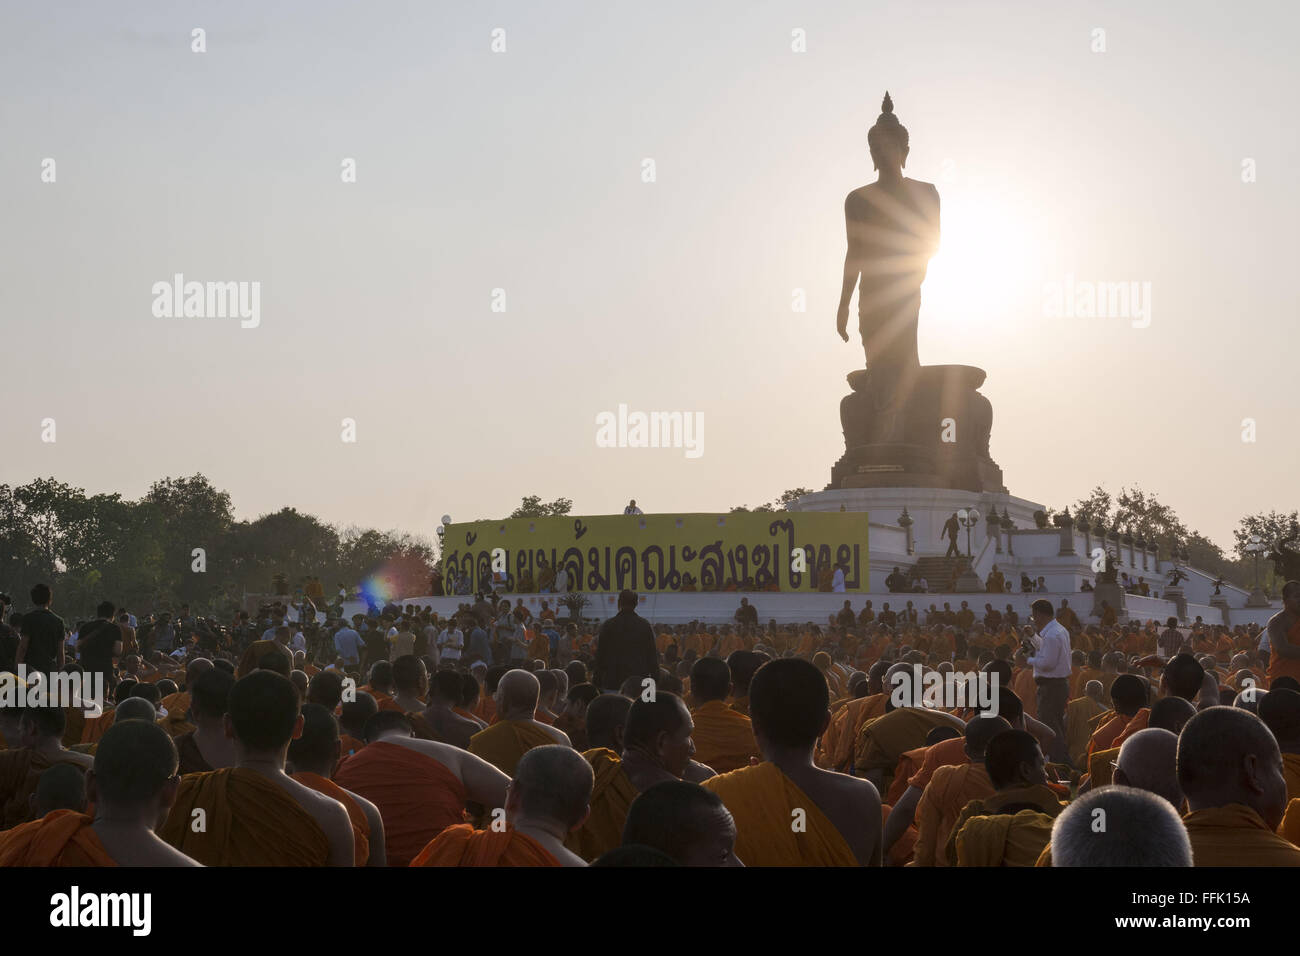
[77,600,123,691]
[0,616,18,674]
[593,590,659,693]
[734,598,758,629]
[17,583,65,676]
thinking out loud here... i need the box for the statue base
[829,364,1007,493]
[1246,587,1271,608]
[1090,582,1127,622]
[1162,585,1189,622]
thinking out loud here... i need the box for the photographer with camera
[1023,598,1071,764]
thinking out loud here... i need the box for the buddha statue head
[868,91,910,173]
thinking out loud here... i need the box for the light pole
[1245,534,1269,607]
[957,507,982,558]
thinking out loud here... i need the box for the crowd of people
[0,577,1298,867]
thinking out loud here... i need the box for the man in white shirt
[624,499,643,515]
[554,567,569,595]
[1025,598,1071,763]
[437,623,464,665]
[831,561,847,593]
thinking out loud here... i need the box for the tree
[731,488,813,514]
[1234,510,1299,558]
[1070,486,1113,528]
[772,488,813,509]
[508,495,573,519]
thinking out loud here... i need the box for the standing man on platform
[593,590,658,694]
[1024,598,1071,764]
[941,512,961,558]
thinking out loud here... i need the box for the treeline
[0,475,435,620]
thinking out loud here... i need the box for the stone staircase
[908,555,975,592]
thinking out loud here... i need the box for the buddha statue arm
[837,194,864,341]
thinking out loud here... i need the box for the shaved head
[1259,687,1300,751]
[1052,787,1191,867]
[585,694,633,752]
[1149,696,1196,734]
[114,697,158,723]
[185,657,214,686]
[964,716,1011,761]
[621,781,738,867]
[1177,706,1289,829]
[498,669,540,714]
[510,745,593,829]
[91,719,178,812]
[34,763,88,817]
[1115,728,1183,808]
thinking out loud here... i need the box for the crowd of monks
[1,580,1298,867]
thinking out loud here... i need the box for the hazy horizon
[3,0,1295,554]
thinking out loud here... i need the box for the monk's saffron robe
[0,749,86,830]
[945,784,1065,866]
[855,707,965,791]
[689,700,759,774]
[912,763,994,867]
[1111,707,1151,750]
[0,810,115,866]
[160,768,331,866]
[468,720,559,776]
[703,762,857,866]
[955,808,1057,866]
[291,771,370,866]
[1185,803,1300,866]
[1065,696,1108,769]
[410,824,560,867]
[563,748,639,862]
[333,740,468,867]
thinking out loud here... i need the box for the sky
[1,0,1295,551]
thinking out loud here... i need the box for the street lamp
[956,507,981,558]
[1246,535,1265,589]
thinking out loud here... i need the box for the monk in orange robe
[288,703,387,866]
[824,685,887,772]
[160,671,355,866]
[688,658,759,774]
[854,672,965,794]
[1065,682,1109,769]
[0,706,94,830]
[158,657,214,738]
[703,659,880,865]
[1010,656,1038,720]
[468,670,571,776]
[1179,705,1300,865]
[527,628,550,666]
[1267,594,1300,687]
[1,720,199,866]
[412,745,590,866]
[1257,687,1300,804]
[945,730,1065,866]
[0,809,117,866]
[905,718,1008,866]
[564,748,638,862]
[1087,674,1148,759]
[334,711,510,867]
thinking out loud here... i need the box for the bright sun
[921,190,1044,339]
